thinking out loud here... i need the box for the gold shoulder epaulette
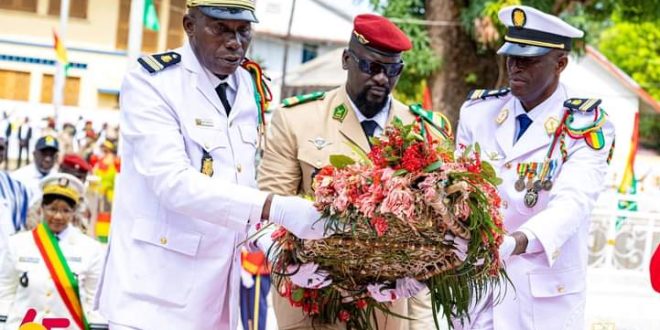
[138,51,181,74]
[281,91,326,108]
[466,88,511,101]
[564,98,601,112]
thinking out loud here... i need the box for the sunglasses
[347,49,404,78]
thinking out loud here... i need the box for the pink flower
[380,184,416,221]
[338,310,350,322]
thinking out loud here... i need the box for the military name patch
[18,256,40,264]
[138,51,181,74]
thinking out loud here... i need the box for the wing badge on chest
[309,137,332,150]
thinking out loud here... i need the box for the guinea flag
[584,128,605,150]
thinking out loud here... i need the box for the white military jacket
[0,226,105,330]
[456,83,614,330]
[95,42,269,330]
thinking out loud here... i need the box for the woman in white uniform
[0,173,105,330]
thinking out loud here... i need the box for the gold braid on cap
[186,0,255,11]
[43,184,80,204]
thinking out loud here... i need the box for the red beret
[352,14,412,53]
[61,153,92,172]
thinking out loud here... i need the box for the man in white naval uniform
[454,5,614,330]
[95,1,331,329]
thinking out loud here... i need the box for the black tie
[215,83,231,115]
[516,113,533,142]
[361,120,379,139]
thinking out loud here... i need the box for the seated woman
[0,173,106,329]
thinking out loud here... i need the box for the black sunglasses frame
[347,49,404,78]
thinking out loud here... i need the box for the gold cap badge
[512,8,526,28]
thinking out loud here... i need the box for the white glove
[241,269,255,288]
[367,277,425,302]
[269,195,328,240]
[287,263,332,289]
[499,235,516,262]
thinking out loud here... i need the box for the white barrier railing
[589,194,660,272]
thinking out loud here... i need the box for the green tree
[599,22,660,100]
[371,0,659,127]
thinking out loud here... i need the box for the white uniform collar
[202,66,237,94]
[347,96,391,133]
[55,224,72,241]
[513,83,566,121]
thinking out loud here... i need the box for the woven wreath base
[294,211,468,290]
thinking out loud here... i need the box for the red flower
[401,143,426,172]
[338,310,351,322]
[355,299,368,310]
[370,216,389,237]
[368,145,388,168]
[311,302,320,315]
[271,227,288,240]
[317,165,334,177]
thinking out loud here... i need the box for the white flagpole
[53,0,70,123]
[128,0,146,63]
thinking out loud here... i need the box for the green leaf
[474,142,481,154]
[393,169,408,176]
[343,141,372,164]
[329,155,355,168]
[481,161,502,186]
[291,288,305,302]
[423,160,443,173]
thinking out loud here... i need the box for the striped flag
[96,212,111,243]
[53,30,71,76]
[144,0,160,31]
[615,112,639,231]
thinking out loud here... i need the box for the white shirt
[11,164,56,206]
[202,66,237,112]
[18,124,30,140]
[512,84,566,145]
[347,96,392,137]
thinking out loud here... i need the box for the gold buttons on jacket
[236,164,242,173]
[556,285,565,293]
[46,290,52,297]
[502,201,509,209]
[160,237,168,245]
[45,308,51,314]
[504,162,512,170]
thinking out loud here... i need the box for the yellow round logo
[512,8,526,28]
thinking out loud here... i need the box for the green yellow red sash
[32,222,89,330]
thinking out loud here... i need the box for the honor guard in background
[258,14,451,330]
[0,173,106,330]
[454,6,615,330]
[95,1,332,329]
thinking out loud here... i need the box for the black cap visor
[497,42,552,57]
[198,6,258,23]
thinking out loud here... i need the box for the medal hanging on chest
[515,163,527,192]
[525,162,538,190]
[200,150,214,177]
[524,188,539,208]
